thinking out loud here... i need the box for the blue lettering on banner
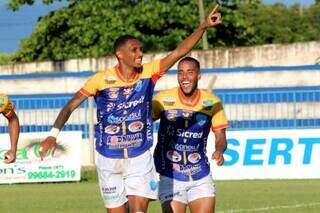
[268,138,293,165]
[224,139,239,166]
[223,137,320,166]
[243,139,265,166]
[298,138,320,164]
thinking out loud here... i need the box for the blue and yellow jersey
[80,60,164,159]
[152,87,228,181]
[0,94,14,118]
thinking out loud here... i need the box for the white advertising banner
[0,131,82,184]
[207,129,320,180]
[153,128,320,180]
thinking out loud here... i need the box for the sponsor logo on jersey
[182,110,193,119]
[128,121,144,133]
[135,80,143,92]
[107,133,143,149]
[166,110,178,121]
[117,96,145,110]
[162,97,176,106]
[188,153,201,163]
[172,164,202,175]
[106,103,116,112]
[107,110,142,125]
[104,125,120,135]
[176,128,203,139]
[166,150,182,162]
[106,97,145,112]
[169,143,200,152]
[196,114,208,126]
[108,88,120,99]
[123,86,134,97]
[104,76,116,84]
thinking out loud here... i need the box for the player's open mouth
[135,58,142,64]
[181,81,191,88]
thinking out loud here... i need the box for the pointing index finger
[211,4,219,14]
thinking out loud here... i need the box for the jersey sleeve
[143,60,164,84]
[152,92,164,121]
[211,99,228,131]
[79,72,104,97]
[0,94,14,117]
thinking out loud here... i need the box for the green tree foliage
[12,0,202,62]
[0,53,14,64]
[5,0,320,63]
[8,0,70,11]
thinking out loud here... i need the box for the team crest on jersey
[202,99,214,110]
[162,97,176,106]
[104,76,117,84]
[166,110,178,121]
[134,80,143,92]
[203,99,214,107]
[108,88,119,99]
[196,114,207,126]
[182,110,193,119]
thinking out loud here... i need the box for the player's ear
[115,50,123,59]
[197,71,201,80]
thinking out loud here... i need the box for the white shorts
[96,150,158,208]
[158,174,215,204]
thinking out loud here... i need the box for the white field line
[217,202,320,213]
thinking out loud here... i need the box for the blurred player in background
[152,57,228,213]
[40,5,222,213]
[0,93,20,164]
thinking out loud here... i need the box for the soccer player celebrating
[0,94,20,164]
[39,6,222,213]
[152,57,228,213]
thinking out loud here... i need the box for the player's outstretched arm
[160,4,222,72]
[212,128,227,166]
[3,111,19,164]
[39,91,87,160]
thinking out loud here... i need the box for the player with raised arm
[39,5,222,213]
[152,56,228,213]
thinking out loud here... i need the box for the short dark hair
[113,35,138,53]
[178,56,200,70]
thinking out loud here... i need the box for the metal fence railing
[215,86,320,130]
[1,87,319,138]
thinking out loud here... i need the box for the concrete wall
[0,41,319,75]
[1,66,320,95]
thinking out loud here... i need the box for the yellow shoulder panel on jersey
[0,94,9,113]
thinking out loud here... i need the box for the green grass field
[0,170,319,213]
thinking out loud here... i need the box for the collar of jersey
[115,65,141,83]
[177,87,201,107]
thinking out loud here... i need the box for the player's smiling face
[177,60,200,96]
[118,39,143,69]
